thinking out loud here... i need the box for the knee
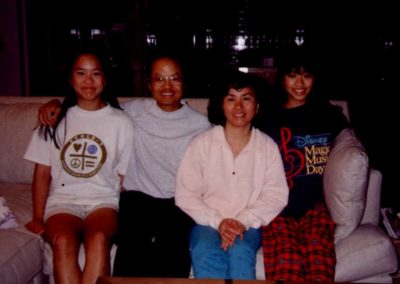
[228,244,257,280]
[231,241,257,260]
[49,233,78,254]
[85,231,112,250]
[191,240,226,266]
[191,241,209,260]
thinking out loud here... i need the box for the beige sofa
[0,96,398,284]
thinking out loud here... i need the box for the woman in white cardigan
[175,70,288,280]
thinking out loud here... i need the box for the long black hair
[272,47,323,108]
[40,44,121,148]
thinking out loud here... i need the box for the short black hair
[207,69,269,126]
[145,49,186,78]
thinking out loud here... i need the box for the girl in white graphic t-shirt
[24,46,134,284]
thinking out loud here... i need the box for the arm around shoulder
[38,99,62,127]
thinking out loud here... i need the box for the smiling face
[222,87,258,129]
[283,66,314,109]
[69,53,106,110]
[149,57,183,112]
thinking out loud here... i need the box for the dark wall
[0,0,27,96]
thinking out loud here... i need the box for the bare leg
[45,213,83,284]
[81,208,117,284]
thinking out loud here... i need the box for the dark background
[26,0,398,207]
[26,1,399,96]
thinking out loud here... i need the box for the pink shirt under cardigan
[175,125,288,230]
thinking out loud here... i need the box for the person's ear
[256,104,260,113]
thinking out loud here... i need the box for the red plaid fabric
[262,203,336,282]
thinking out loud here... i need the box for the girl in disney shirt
[259,47,349,282]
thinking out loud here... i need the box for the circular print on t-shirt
[60,133,107,178]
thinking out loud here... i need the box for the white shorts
[44,202,118,222]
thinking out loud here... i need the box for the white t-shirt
[24,105,134,207]
[121,99,210,198]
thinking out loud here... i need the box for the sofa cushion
[0,103,42,184]
[0,184,33,226]
[361,169,382,226]
[334,224,398,282]
[323,128,369,242]
[0,183,43,284]
[0,229,43,284]
[0,196,18,229]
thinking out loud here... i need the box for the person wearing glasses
[37,53,211,278]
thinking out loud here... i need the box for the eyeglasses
[151,75,183,86]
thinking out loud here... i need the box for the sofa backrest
[0,96,350,117]
[0,96,353,184]
[0,97,376,229]
[0,102,42,184]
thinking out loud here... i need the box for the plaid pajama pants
[262,203,336,282]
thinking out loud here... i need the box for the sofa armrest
[361,168,382,226]
[334,224,398,282]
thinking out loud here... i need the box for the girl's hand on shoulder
[25,219,45,236]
